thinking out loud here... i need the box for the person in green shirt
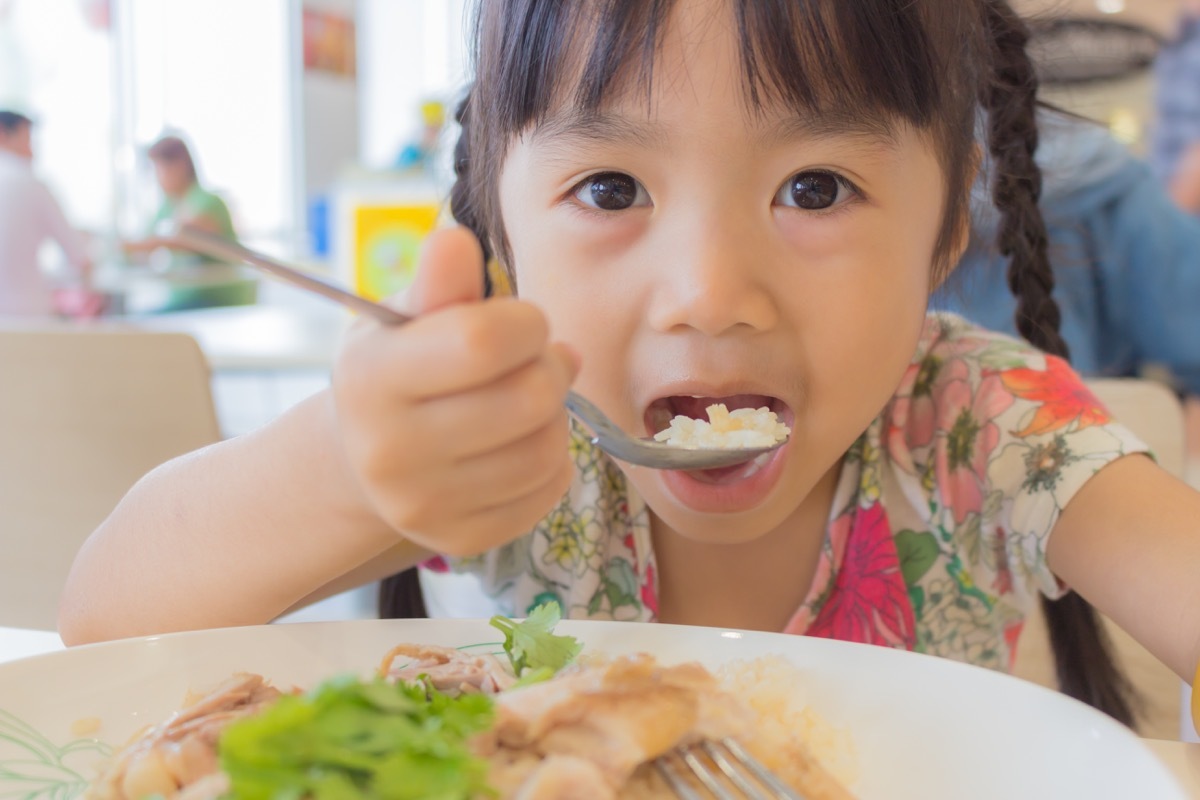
[121,135,256,311]
[123,134,237,267]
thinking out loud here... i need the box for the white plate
[0,618,1185,799]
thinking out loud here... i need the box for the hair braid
[980,4,1066,359]
[448,89,496,296]
[979,0,1137,727]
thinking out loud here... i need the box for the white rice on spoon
[653,403,790,450]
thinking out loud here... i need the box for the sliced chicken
[511,755,616,800]
[378,642,517,694]
[479,655,752,792]
[84,673,283,800]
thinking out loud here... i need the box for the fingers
[331,225,580,557]
[370,416,577,556]
[442,465,577,557]
[377,341,580,460]
[392,226,486,315]
[340,298,560,401]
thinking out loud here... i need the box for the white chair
[0,329,221,631]
[1012,377,1191,739]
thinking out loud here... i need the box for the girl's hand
[331,226,579,557]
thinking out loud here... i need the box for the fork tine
[717,737,806,800]
[655,752,708,800]
[681,747,744,800]
[702,741,772,799]
[656,738,806,800]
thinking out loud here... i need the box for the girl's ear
[930,142,983,291]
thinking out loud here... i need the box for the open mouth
[644,393,791,437]
[644,393,793,482]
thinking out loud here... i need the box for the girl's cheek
[774,210,880,260]
[554,211,647,262]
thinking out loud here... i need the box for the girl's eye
[573,172,649,211]
[774,170,856,211]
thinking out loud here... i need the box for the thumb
[390,226,486,316]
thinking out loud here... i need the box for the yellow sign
[352,202,442,300]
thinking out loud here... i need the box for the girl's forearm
[58,391,415,644]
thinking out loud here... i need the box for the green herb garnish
[488,601,582,680]
[218,675,493,800]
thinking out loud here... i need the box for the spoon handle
[167,226,412,326]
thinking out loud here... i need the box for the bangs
[475,0,958,139]
[466,0,980,275]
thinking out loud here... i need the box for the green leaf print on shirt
[896,530,939,585]
[896,529,939,623]
[586,558,639,617]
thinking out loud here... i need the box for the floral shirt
[426,313,1149,672]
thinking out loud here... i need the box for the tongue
[672,394,772,420]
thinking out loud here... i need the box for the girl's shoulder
[875,312,1149,606]
[883,310,1147,526]
[914,311,1035,361]
[891,311,1129,446]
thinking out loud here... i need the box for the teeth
[739,452,772,479]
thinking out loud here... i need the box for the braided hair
[979,0,1137,726]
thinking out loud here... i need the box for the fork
[161,226,787,471]
[655,737,806,800]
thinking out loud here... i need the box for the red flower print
[992,529,1013,595]
[934,363,1014,524]
[1000,356,1111,437]
[806,502,916,649]
[1004,621,1024,669]
[886,357,941,471]
[641,562,659,616]
[421,555,450,573]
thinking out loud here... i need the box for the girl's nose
[646,216,779,336]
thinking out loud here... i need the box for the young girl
[61,0,1200,732]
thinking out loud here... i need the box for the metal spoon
[162,226,787,470]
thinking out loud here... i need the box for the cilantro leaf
[218,675,493,800]
[489,602,582,679]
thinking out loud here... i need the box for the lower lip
[659,442,790,513]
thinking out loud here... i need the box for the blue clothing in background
[935,112,1200,395]
[1152,12,1200,183]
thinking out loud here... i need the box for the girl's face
[498,0,956,544]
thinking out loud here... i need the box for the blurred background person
[937,109,1200,399]
[0,107,94,317]
[1152,0,1200,215]
[122,134,237,268]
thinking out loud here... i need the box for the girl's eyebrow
[761,112,902,151]
[531,110,669,151]
[530,108,901,154]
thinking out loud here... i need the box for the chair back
[0,329,220,630]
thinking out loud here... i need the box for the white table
[111,303,350,372]
[0,301,350,373]
[0,626,1197,796]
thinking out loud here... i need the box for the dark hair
[147,135,198,182]
[382,0,1136,726]
[978,0,1135,726]
[0,111,32,135]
